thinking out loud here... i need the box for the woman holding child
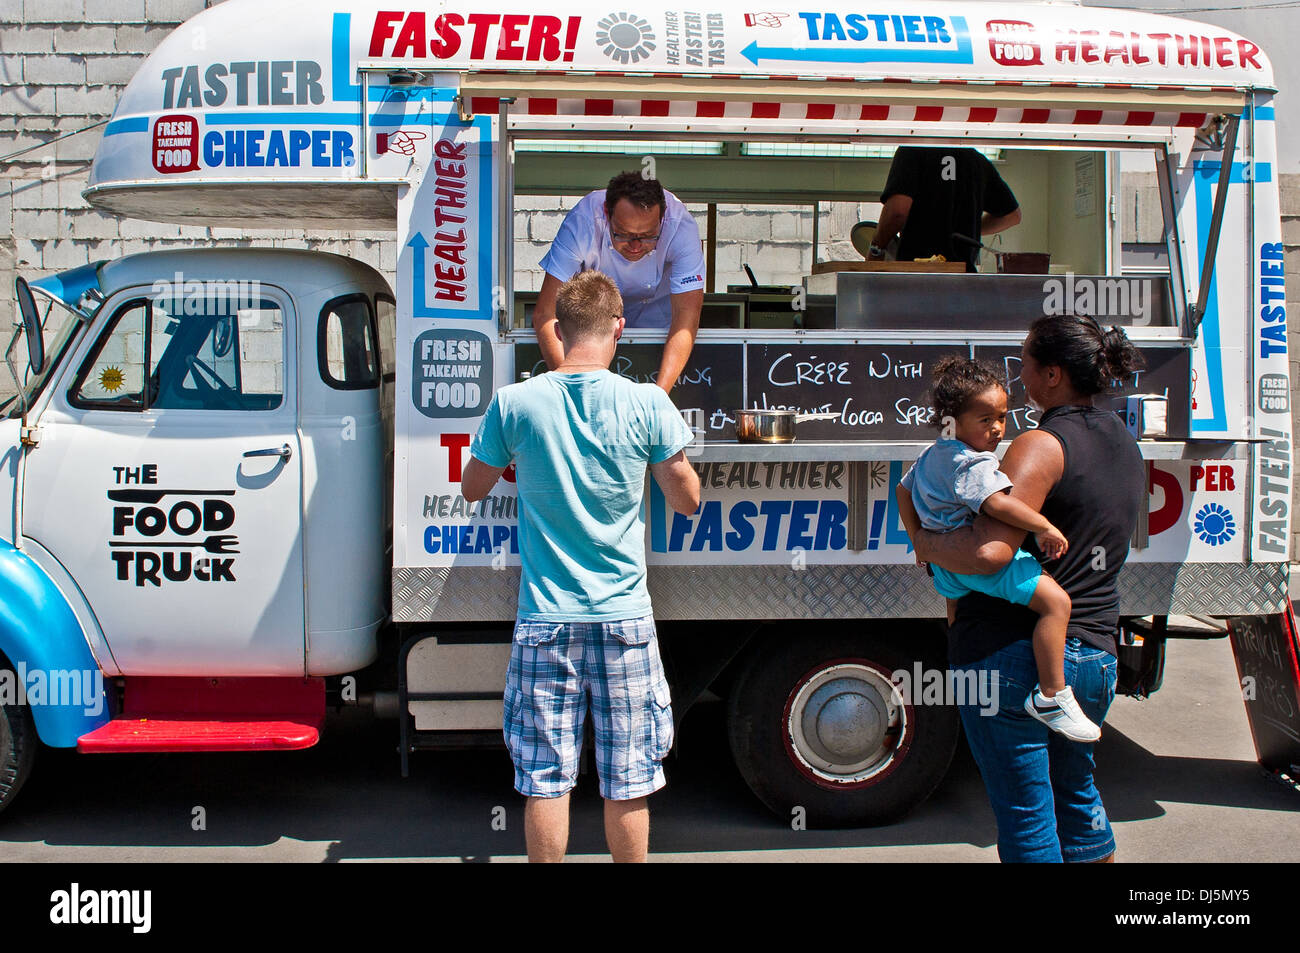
[903,315,1146,862]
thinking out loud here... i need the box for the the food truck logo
[986,19,1042,67]
[153,114,200,174]
[597,12,657,64]
[107,467,238,587]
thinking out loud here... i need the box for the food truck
[2,0,1297,827]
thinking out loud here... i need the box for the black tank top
[948,403,1146,664]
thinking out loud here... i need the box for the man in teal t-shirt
[462,270,700,863]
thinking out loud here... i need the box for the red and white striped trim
[466,69,1243,93]
[469,97,1207,127]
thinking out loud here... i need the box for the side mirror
[14,278,44,376]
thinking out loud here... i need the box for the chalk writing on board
[525,357,714,389]
[1232,616,1300,738]
[977,344,1189,438]
[767,353,852,387]
[1236,617,1286,669]
[894,397,936,427]
[709,410,736,431]
[515,341,743,440]
[840,401,885,427]
[752,392,840,414]
[748,343,955,440]
[612,355,714,388]
[868,353,924,379]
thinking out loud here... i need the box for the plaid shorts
[503,615,674,801]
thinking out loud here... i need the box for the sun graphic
[596,12,656,64]
[1193,502,1236,546]
[99,366,125,393]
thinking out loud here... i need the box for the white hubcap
[786,663,906,784]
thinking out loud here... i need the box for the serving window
[507,135,1186,337]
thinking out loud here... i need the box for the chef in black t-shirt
[868,147,1021,271]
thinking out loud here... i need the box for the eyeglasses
[610,231,660,246]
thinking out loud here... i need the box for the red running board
[77,676,325,753]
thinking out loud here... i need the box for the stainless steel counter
[690,440,1246,462]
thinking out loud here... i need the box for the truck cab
[1,249,392,767]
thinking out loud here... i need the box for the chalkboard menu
[513,342,744,439]
[512,339,1190,444]
[744,344,965,441]
[1227,608,1300,772]
[974,344,1191,439]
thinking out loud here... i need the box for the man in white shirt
[535,171,705,393]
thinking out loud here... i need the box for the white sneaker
[1024,685,1102,742]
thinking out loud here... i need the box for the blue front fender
[0,541,111,746]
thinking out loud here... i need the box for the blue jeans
[954,637,1118,863]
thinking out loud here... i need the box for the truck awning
[455,71,1247,128]
[83,181,400,231]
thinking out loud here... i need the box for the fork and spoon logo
[107,486,240,586]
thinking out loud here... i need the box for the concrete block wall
[240,316,282,394]
[0,0,392,371]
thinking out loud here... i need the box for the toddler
[895,356,1101,742]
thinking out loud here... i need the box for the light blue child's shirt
[900,437,1013,532]
[470,370,693,621]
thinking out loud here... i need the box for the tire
[0,663,37,816]
[726,626,959,828]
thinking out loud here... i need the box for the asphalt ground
[0,633,1295,864]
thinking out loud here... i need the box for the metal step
[1124,615,1228,641]
[77,675,324,753]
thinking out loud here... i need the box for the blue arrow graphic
[407,231,437,318]
[742,16,972,66]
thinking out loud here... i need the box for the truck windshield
[2,296,88,419]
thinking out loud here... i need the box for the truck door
[21,283,306,676]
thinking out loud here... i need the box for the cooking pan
[734,408,840,443]
[726,263,796,297]
[952,233,1051,274]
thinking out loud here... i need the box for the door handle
[243,444,292,461]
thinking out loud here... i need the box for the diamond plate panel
[393,562,1289,622]
[1117,561,1288,615]
[393,567,520,622]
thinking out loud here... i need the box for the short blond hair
[555,271,623,342]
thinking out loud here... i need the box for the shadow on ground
[1,699,1295,861]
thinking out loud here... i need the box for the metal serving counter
[690,440,1245,462]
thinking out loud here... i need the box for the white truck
[2,0,1297,827]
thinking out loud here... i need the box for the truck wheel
[726,628,958,828]
[0,664,36,815]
